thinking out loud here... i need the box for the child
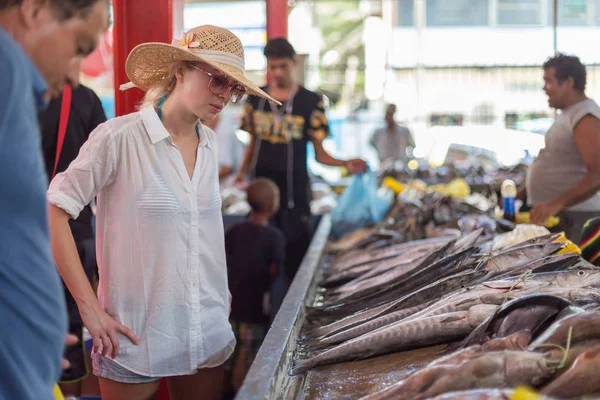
[224,178,285,393]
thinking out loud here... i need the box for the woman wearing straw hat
[47,25,278,399]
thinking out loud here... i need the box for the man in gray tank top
[523,53,600,242]
[370,104,415,164]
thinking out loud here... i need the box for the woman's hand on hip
[80,304,139,359]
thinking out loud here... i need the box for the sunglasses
[187,63,247,103]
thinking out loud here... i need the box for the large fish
[301,290,495,350]
[327,247,437,294]
[495,253,579,279]
[427,389,557,400]
[320,245,441,287]
[452,227,484,253]
[460,294,571,348]
[319,245,476,310]
[305,270,486,338]
[541,344,600,398]
[359,345,485,400]
[327,237,454,274]
[290,304,497,375]
[483,242,564,276]
[323,241,456,303]
[328,227,377,253]
[481,331,532,352]
[340,243,447,285]
[362,350,553,400]
[300,301,432,342]
[413,350,553,399]
[530,311,600,349]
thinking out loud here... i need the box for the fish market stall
[236,186,600,399]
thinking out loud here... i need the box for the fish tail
[289,358,316,376]
[298,337,324,348]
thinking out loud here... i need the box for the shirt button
[192,252,198,257]
[192,221,198,227]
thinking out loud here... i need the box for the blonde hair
[139,62,186,109]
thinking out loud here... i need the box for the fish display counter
[236,215,332,400]
[237,195,600,399]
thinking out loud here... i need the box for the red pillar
[112,0,173,117]
[266,0,288,39]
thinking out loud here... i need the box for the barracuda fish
[483,242,564,275]
[452,227,484,253]
[304,270,486,339]
[342,245,445,285]
[300,301,433,342]
[483,269,600,293]
[327,237,454,274]
[501,233,563,252]
[478,232,561,254]
[495,253,579,279]
[307,289,513,350]
[328,252,439,299]
[325,248,437,292]
[320,245,476,309]
[290,305,498,375]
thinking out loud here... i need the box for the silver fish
[290,305,497,375]
[484,242,564,274]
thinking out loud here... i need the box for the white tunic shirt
[47,107,235,376]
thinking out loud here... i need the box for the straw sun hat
[120,25,280,105]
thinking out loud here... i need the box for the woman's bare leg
[166,366,224,400]
[98,377,161,400]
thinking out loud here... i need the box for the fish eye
[578,270,586,276]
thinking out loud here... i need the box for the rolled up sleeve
[48,123,117,219]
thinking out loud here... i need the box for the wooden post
[266,0,288,39]
[112,0,173,117]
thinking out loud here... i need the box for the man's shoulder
[372,127,385,137]
[0,30,28,92]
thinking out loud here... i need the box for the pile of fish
[379,159,528,190]
[328,188,515,253]
[290,228,600,399]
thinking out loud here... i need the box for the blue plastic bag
[331,168,394,239]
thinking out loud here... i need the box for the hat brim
[125,42,281,105]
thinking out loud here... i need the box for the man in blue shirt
[0,1,109,399]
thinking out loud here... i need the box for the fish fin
[455,298,476,307]
[440,314,465,323]
[297,339,330,353]
[483,281,520,290]
[289,358,314,376]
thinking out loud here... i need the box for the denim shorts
[91,353,161,384]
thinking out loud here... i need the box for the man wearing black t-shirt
[39,74,106,399]
[236,38,366,283]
